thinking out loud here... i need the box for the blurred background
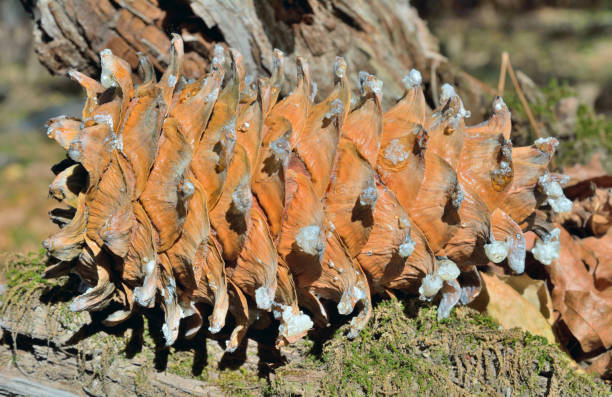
[0,0,610,254]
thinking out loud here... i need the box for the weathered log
[21,0,491,117]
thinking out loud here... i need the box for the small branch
[431,59,440,107]
[497,52,509,96]
[500,52,556,168]
[504,53,542,139]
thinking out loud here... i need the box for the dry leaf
[497,273,554,324]
[471,273,556,343]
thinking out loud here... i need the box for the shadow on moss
[271,299,608,396]
[0,253,607,396]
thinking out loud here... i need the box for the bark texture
[21,0,491,117]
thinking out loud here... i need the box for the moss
[503,78,612,170]
[215,367,267,397]
[316,301,464,395]
[270,299,608,396]
[0,251,130,393]
[0,250,58,319]
[562,104,612,167]
[0,255,607,396]
[166,348,210,381]
[3,250,49,288]
[505,79,574,124]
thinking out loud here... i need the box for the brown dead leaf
[563,289,612,354]
[470,272,556,343]
[543,227,612,357]
[563,153,606,186]
[581,234,612,291]
[497,273,554,324]
[558,188,612,237]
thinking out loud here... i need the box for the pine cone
[43,36,571,350]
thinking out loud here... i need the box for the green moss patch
[0,254,607,396]
[270,300,608,396]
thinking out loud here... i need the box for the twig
[500,52,556,168]
[431,59,439,107]
[504,52,542,139]
[497,52,509,96]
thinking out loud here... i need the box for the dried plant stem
[499,52,543,140]
[497,52,509,96]
[499,52,555,168]
[431,59,440,107]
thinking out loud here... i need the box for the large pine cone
[43,36,571,350]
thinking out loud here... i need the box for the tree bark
[21,0,493,118]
